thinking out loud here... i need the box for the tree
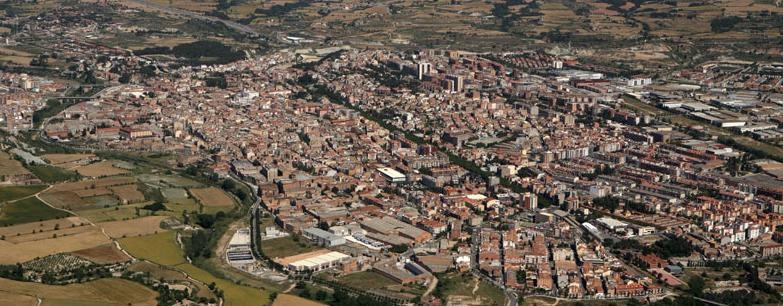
[315,290,327,301]
[391,244,409,253]
[688,275,705,297]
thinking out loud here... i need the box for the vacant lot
[0,185,47,202]
[74,161,130,177]
[261,235,318,259]
[0,277,157,306]
[272,294,326,306]
[0,227,110,264]
[98,215,168,238]
[436,273,505,306]
[119,231,186,266]
[190,187,235,207]
[110,184,145,203]
[0,197,71,226]
[71,243,132,264]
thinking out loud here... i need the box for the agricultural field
[272,294,327,306]
[73,161,130,177]
[261,235,318,259]
[190,187,235,208]
[76,203,146,223]
[0,196,71,226]
[70,243,132,264]
[0,185,47,202]
[0,291,37,306]
[0,46,35,66]
[0,151,32,176]
[40,176,140,211]
[0,277,157,306]
[27,165,81,183]
[41,153,97,168]
[119,231,186,266]
[109,184,145,203]
[97,215,168,238]
[0,227,110,264]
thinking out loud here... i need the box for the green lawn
[28,165,80,183]
[0,185,47,202]
[0,196,71,226]
[339,271,396,289]
[260,235,318,259]
[119,231,186,266]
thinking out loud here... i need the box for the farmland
[0,277,157,306]
[73,161,130,177]
[70,243,131,264]
[0,151,32,177]
[272,294,327,306]
[27,165,81,183]
[119,231,186,266]
[0,227,110,264]
[98,215,168,238]
[41,153,96,166]
[0,185,47,202]
[190,187,235,208]
[0,196,71,226]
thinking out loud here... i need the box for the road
[128,0,262,37]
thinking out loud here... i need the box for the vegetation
[135,40,245,65]
[710,16,742,33]
[260,235,317,259]
[0,185,47,202]
[0,197,71,226]
[119,231,186,266]
[27,165,81,183]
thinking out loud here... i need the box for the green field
[0,196,71,226]
[28,165,80,183]
[339,271,396,289]
[119,231,186,266]
[0,185,47,202]
[176,263,270,306]
[260,235,318,259]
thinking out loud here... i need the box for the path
[422,276,438,298]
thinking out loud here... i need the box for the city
[1,1,783,306]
